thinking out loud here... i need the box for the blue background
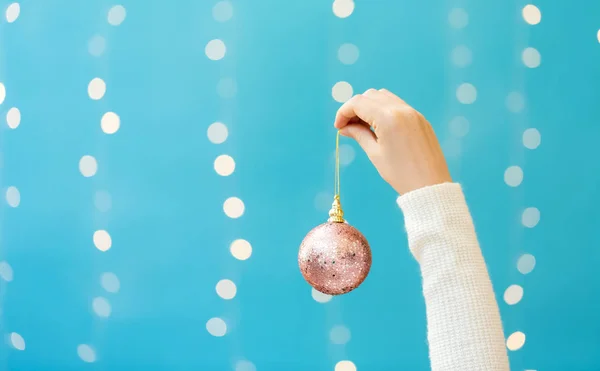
[1,0,599,370]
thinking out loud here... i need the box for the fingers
[339,123,378,155]
[334,94,379,130]
[334,88,407,130]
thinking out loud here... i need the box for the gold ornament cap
[328,195,345,223]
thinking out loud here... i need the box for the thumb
[339,124,377,155]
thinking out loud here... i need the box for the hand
[334,89,452,195]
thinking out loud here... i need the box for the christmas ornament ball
[298,221,372,296]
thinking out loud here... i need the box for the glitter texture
[298,222,371,295]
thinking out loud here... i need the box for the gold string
[328,131,345,223]
[334,130,340,198]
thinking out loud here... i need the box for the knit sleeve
[397,183,510,371]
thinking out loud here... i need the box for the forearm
[398,183,510,371]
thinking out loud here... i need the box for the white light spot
[205,39,226,61]
[6,186,20,208]
[522,207,540,228]
[94,190,112,212]
[230,239,252,261]
[7,107,21,129]
[100,272,120,293]
[332,0,354,18]
[214,155,235,176]
[216,279,237,300]
[5,3,19,23]
[451,45,472,68]
[217,77,237,99]
[522,4,541,25]
[506,331,526,351]
[456,83,477,104]
[206,317,227,337]
[107,5,126,26]
[92,297,111,317]
[9,332,25,350]
[207,122,228,144]
[235,360,256,371]
[88,78,106,100]
[0,261,14,282]
[223,197,245,218]
[77,344,97,363]
[315,191,334,212]
[449,116,469,138]
[213,1,233,22]
[506,92,525,113]
[522,47,541,68]
[335,360,357,371]
[448,8,468,29]
[79,155,98,177]
[330,325,351,345]
[517,254,536,274]
[101,112,120,134]
[93,230,112,252]
[332,81,353,103]
[0,83,6,104]
[88,35,106,57]
[504,166,523,187]
[522,128,541,149]
[339,144,355,166]
[311,288,332,303]
[597,29,600,44]
[338,43,359,65]
[504,284,524,305]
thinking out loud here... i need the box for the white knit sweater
[397,183,510,371]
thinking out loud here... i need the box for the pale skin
[334,88,452,195]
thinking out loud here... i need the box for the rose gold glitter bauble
[298,220,372,296]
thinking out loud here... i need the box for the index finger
[333,94,379,130]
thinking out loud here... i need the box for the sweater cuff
[397,183,473,259]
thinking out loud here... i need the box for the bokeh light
[77,344,97,363]
[517,254,536,275]
[448,8,468,29]
[504,284,524,305]
[207,122,229,144]
[332,81,353,103]
[330,325,351,345]
[88,78,106,100]
[311,288,332,303]
[522,4,541,25]
[212,1,233,22]
[100,272,120,293]
[332,0,354,18]
[522,47,541,68]
[338,43,360,65]
[216,279,237,300]
[223,197,245,218]
[92,297,111,317]
[0,261,14,282]
[506,331,526,351]
[101,112,121,134]
[230,239,252,261]
[523,128,541,149]
[93,230,112,252]
[6,107,21,129]
[504,166,523,187]
[205,39,227,61]
[79,155,98,177]
[522,207,540,228]
[6,186,20,207]
[335,360,357,371]
[107,5,126,26]
[206,317,227,337]
[5,2,19,23]
[456,83,477,104]
[214,155,235,176]
[10,332,25,350]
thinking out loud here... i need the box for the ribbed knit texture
[398,183,510,371]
